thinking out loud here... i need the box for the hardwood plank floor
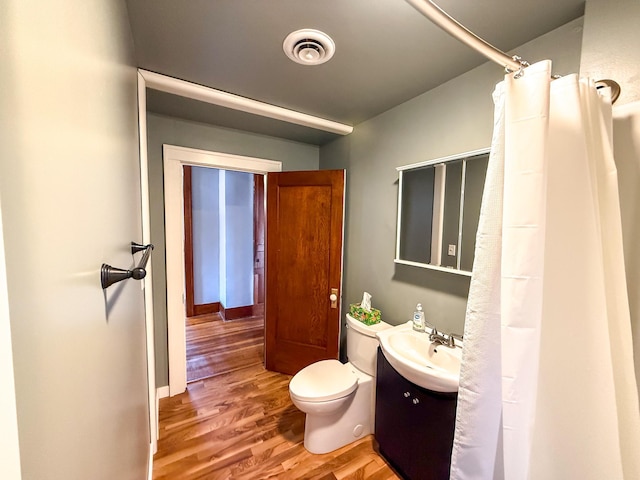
[186,313,264,383]
[155,313,401,479]
[154,364,401,479]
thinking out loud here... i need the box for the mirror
[395,149,489,276]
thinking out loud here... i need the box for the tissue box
[349,303,382,325]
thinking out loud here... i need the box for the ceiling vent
[283,29,335,66]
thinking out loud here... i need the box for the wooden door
[183,165,196,317]
[265,170,345,375]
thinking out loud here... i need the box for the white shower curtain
[450,60,640,480]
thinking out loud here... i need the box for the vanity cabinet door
[375,347,457,480]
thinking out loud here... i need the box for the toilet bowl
[288,314,391,454]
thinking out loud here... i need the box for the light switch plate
[448,244,456,256]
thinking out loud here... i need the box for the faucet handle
[447,333,463,347]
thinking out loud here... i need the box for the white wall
[218,172,228,308]
[0,1,149,478]
[192,167,220,305]
[580,0,640,396]
[581,0,640,106]
[612,103,640,408]
[220,171,255,308]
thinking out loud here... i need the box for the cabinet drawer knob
[403,392,410,398]
[413,398,420,405]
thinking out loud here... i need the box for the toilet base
[302,370,374,454]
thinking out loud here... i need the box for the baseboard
[219,302,263,321]
[157,385,170,399]
[193,302,220,316]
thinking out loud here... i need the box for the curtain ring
[595,79,621,104]
[505,56,530,79]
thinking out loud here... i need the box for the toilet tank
[346,314,392,376]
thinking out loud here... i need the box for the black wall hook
[101,242,154,289]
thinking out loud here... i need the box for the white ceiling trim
[139,69,353,136]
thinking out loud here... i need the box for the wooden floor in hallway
[186,312,264,383]
[154,312,401,479]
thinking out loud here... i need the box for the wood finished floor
[154,313,401,479]
[186,313,264,383]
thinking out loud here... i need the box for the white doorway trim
[136,72,159,474]
[163,145,282,396]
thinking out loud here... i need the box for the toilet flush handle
[330,288,338,308]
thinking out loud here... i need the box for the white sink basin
[376,322,462,393]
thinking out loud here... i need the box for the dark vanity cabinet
[375,348,457,480]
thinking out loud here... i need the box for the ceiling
[126,0,585,145]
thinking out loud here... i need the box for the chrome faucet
[428,326,463,347]
[428,326,450,346]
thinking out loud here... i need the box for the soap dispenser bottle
[413,303,425,332]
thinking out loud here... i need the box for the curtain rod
[404,0,526,72]
[405,0,621,102]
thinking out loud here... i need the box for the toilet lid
[289,359,358,402]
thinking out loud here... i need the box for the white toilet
[289,313,391,454]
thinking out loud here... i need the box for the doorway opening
[163,144,282,396]
[163,145,345,395]
[183,165,265,383]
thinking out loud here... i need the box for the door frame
[136,72,158,469]
[163,145,282,396]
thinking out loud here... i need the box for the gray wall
[0,0,149,478]
[581,0,640,394]
[147,113,319,386]
[320,18,584,337]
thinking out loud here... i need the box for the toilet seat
[289,359,358,402]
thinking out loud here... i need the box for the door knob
[330,288,338,308]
